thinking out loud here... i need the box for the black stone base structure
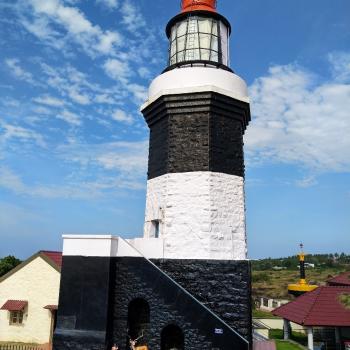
[53,250,251,350]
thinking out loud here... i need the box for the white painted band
[144,172,247,260]
[142,67,249,110]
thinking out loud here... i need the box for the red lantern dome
[181,0,217,13]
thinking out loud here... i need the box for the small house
[0,251,62,347]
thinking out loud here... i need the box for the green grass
[269,329,307,346]
[252,309,279,318]
[269,329,284,340]
[275,340,305,350]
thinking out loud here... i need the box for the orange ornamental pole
[181,0,217,13]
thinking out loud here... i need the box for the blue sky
[0,0,349,259]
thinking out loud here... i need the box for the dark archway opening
[127,298,150,346]
[161,324,184,350]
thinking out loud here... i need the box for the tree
[0,256,22,277]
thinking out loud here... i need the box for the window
[169,15,229,66]
[10,311,24,325]
[152,220,160,238]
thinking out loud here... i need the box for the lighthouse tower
[53,1,252,349]
[142,0,251,260]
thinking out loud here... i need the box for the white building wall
[144,171,247,260]
[0,257,60,344]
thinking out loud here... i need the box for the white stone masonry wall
[144,172,247,260]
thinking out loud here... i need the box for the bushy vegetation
[0,256,22,278]
[339,293,350,309]
[251,253,350,271]
[252,272,272,283]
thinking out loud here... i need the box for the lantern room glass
[169,16,229,66]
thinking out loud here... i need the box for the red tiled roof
[272,286,350,326]
[1,300,28,311]
[327,271,350,286]
[40,251,62,268]
[44,305,58,310]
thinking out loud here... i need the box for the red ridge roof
[327,271,350,286]
[1,300,28,311]
[273,286,350,326]
[44,305,58,310]
[40,251,62,268]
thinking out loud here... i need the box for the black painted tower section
[54,256,113,349]
[142,92,251,180]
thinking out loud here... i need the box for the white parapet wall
[62,235,120,257]
[144,172,247,260]
[62,235,164,259]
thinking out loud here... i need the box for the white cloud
[121,0,146,34]
[0,122,46,148]
[295,176,318,188]
[5,58,35,85]
[57,110,82,126]
[103,60,147,103]
[61,140,148,175]
[36,63,123,108]
[33,106,51,115]
[126,83,148,104]
[96,30,121,54]
[67,87,91,105]
[245,58,350,174]
[328,52,350,83]
[0,166,104,199]
[112,109,134,124]
[56,140,148,190]
[138,67,151,79]
[21,0,122,56]
[34,95,66,107]
[95,94,116,104]
[0,167,26,193]
[96,0,118,10]
[103,58,130,83]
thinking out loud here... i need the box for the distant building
[272,266,287,271]
[259,297,289,312]
[0,251,62,346]
[305,263,315,268]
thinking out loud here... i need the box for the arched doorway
[127,298,150,345]
[161,324,184,350]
